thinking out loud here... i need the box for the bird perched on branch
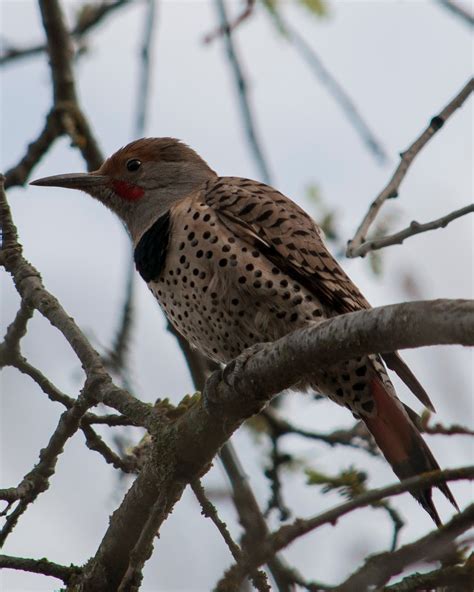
[32,137,458,525]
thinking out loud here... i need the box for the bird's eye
[126,159,142,172]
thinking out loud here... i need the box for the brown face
[31,137,214,202]
[31,137,217,240]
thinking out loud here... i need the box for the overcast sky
[1,1,473,591]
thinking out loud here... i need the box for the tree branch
[191,480,271,592]
[0,300,34,366]
[204,0,255,43]
[384,557,474,591]
[4,110,61,188]
[334,504,474,591]
[0,378,98,545]
[261,410,378,455]
[274,15,387,164]
[0,554,80,584]
[346,77,474,258]
[351,203,474,257]
[82,292,474,591]
[0,0,132,66]
[0,177,151,425]
[217,468,474,588]
[214,0,272,184]
[437,0,474,27]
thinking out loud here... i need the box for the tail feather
[363,378,458,526]
[382,352,436,412]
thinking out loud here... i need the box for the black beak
[30,173,109,190]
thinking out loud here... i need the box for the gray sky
[1,1,473,590]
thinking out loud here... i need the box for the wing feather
[204,177,434,410]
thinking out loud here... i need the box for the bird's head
[31,137,217,241]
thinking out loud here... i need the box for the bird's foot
[203,342,270,414]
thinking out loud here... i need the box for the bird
[31,137,458,525]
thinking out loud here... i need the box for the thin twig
[262,410,378,455]
[4,109,61,188]
[0,381,98,545]
[219,441,297,592]
[214,0,272,184]
[278,17,387,164]
[134,0,158,137]
[0,554,81,584]
[1,178,151,423]
[334,505,474,591]
[12,357,75,407]
[217,468,474,588]
[192,479,273,592]
[384,557,474,591]
[346,77,474,257]
[437,0,474,27]
[0,0,132,66]
[192,479,243,560]
[353,203,474,256]
[102,253,135,389]
[81,423,138,473]
[0,300,34,366]
[170,323,294,591]
[204,0,255,43]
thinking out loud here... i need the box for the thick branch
[347,77,474,257]
[81,293,473,591]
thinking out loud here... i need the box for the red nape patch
[112,180,145,202]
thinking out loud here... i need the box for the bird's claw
[203,342,269,413]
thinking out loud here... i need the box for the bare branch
[134,0,158,137]
[219,441,297,592]
[437,0,474,27]
[262,410,378,455]
[204,0,255,43]
[0,0,132,66]
[192,480,272,591]
[333,504,474,591]
[384,558,474,591]
[0,379,98,545]
[192,479,243,562]
[4,110,61,188]
[275,16,387,164]
[416,410,474,437]
[10,356,75,407]
[101,256,135,389]
[0,178,151,425]
[0,300,34,366]
[83,292,473,590]
[346,77,474,258]
[218,468,474,588]
[81,423,138,473]
[0,554,80,584]
[352,203,474,257]
[170,325,294,591]
[214,0,272,184]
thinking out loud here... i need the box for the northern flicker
[32,137,458,524]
